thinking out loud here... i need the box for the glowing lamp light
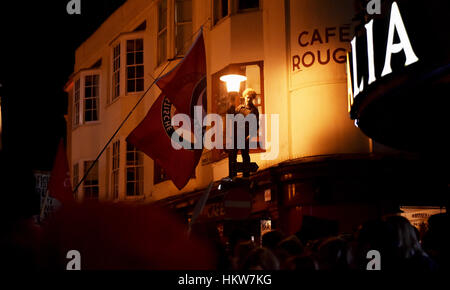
[220,74,247,93]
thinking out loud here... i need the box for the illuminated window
[84,74,99,122]
[175,0,193,56]
[158,0,168,66]
[126,39,144,93]
[83,161,99,200]
[112,44,120,100]
[111,140,120,199]
[126,143,143,196]
[209,61,265,163]
[73,79,80,126]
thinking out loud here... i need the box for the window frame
[83,73,100,122]
[236,0,260,13]
[157,0,194,66]
[208,61,266,164]
[111,43,121,101]
[157,0,168,67]
[125,38,145,93]
[72,69,102,128]
[73,79,81,127]
[174,0,193,56]
[213,0,230,25]
[109,32,145,101]
[125,143,144,197]
[82,160,99,200]
[212,0,261,26]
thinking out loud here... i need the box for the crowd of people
[1,199,449,271]
[193,213,449,271]
[1,154,448,271]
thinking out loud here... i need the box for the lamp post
[220,72,260,179]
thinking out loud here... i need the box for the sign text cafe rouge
[292,26,351,71]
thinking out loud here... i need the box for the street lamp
[219,70,248,179]
[220,74,247,93]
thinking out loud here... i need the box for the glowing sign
[348,1,419,99]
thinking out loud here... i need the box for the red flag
[156,29,206,117]
[126,94,202,190]
[48,139,74,203]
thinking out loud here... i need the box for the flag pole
[188,181,214,235]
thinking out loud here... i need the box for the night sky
[0,0,126,171]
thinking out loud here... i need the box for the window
[73,163,79,197]
[158,0,168,66]
[213,0,260,25]
[83,161,99,199]
[73,79,80,126]
[84,74,99,122]
[112,141,120,199]
[72,70,101,127]
[126,39,144,93]
[175,0,193,56]
[214,0,229,24]
[110,32,145,100]
[112,44,120,100]
[134,21,147,32]
[209,61,265,163]
[238,0,259,11]
[126,143,143,196]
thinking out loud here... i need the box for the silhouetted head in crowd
[228,226,252,256]
[275,235,304,269]
[286,254,319,271]
[295,216,338,245]
[385,216,422,259]
[422,213,449,270]
[385,215,437,271]
[317,236,351,270]
[242,247,280,270]
[233,240,255,270]
[261,230,284,251]
[356,219,397,270]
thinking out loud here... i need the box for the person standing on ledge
[228,88,260,178]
